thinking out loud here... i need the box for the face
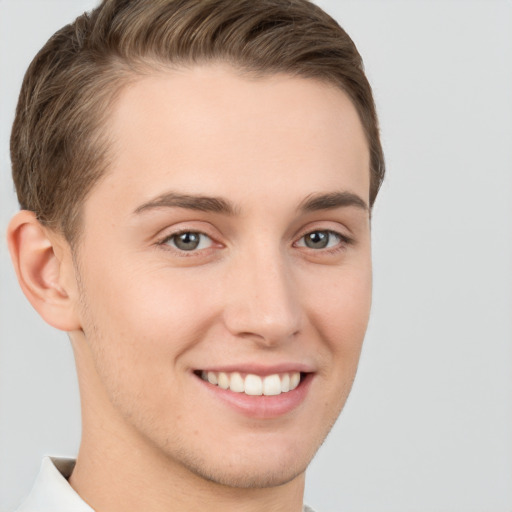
[71,64,372,488]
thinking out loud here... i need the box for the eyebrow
[133,190,368,216]
[133,192,239,216]
[298,191,369,213]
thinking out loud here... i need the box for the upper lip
[193,363,315,376]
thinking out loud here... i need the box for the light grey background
[1,1,511,511]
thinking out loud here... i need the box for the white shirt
[16,457,93,512]
[16,457,316,512]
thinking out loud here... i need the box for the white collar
[16,457,93,512]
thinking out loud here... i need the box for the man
[7,0,384,510]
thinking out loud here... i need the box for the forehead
[85,64,370,219]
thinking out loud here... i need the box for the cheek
[78,262,216,382]
[77,265,233,422]
[302,258,372,395]
[308,260,372,338]
[316,266,371,407]
[85,260,211,337]
[76,272,203,425]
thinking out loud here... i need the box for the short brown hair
[11,0,385,243]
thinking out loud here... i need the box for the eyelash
[158,230,217,256]
[293,230,353,255]
[157,229,353,256]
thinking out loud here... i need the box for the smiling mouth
[195,370,304,396]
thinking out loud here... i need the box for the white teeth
[218,372,229,389]
[290,372,300,390]
[229,372,244,393]
[263,374,281,396]
[244,374,263,396]
[281,373,290,393]
[200,370,303,396]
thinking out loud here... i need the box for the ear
[7,210,82,332]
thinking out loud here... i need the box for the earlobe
[7,210,82,332]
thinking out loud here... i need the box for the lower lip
[194,373,314,419]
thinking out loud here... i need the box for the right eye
[162,231,214,252]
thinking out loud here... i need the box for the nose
[222,246,302,347]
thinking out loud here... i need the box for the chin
[163,429,324,490]
[181,455,309,489]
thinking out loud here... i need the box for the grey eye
[298,230,341,250]
[167,232,212,251]
[304,231,329,249]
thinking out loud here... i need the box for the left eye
[164,232,213,251]
[296,230,342,250]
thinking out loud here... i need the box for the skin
[8,64,372,512]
